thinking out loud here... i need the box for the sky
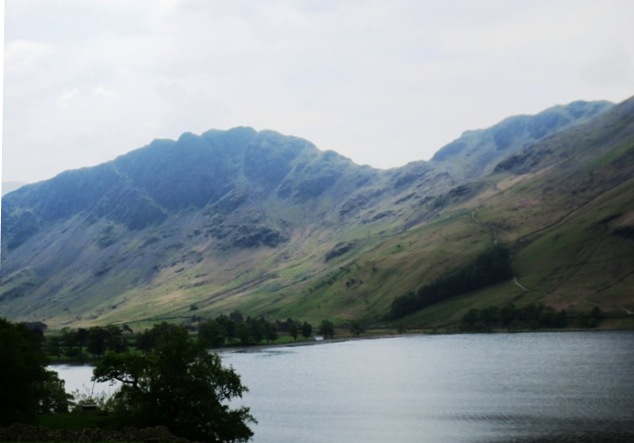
[2,0,634,184]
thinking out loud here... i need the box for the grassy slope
[3,102,632,330]
[386,132,634,329]
[26,157,633,330]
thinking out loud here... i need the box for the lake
[50,364,120,399]
[53,331,634,443]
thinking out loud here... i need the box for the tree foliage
[45,324,130,361]
[93,323,255,442]
[0,318,70,424]
[301,321,313,340]
[39,370,73,414]
[197,312,313,348]
[461,304,568,332]
[350,321,365,337]
[86,325,128,357]
[318,320,335,339]
[460,304,603,332]
[390,246,513,319]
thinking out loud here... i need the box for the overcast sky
[3,0,634,184]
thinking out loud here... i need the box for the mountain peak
[430,100,613,181]
[2,97,633,329]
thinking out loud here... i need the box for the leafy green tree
[0,318,70,423]
[216,315,237,342]
[288,320,300,341]
[229,310,244,323]
[318,320,335,339]
[301,321,313,340]
[243,317,275,345]
[236,322,251,346]
[45,334,64,358]
[135,322,180,353]
[0,318,48,424]
[93,324,255,442]
[104,324,128,353]
[248,318,264,344]
[39,370,72,414]
[461,304,569,332]
[390,246,513,319]
[264,321,278,343]
[350,321,365,337]
[579,306,603,328]
[87,326,109,357]
[199,318,227,348]
[87,325,127,357]
[60,327,89,361]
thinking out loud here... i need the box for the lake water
[53,331,634,443]
[50,364,120,399]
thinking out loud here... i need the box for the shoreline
[213,326,633,355]
[46,325,633,365]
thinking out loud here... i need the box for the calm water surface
[51,364,120,398]
[54,331,634,443]
[221,331,634,443]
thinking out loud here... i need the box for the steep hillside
[390,95,634,328]
[431,100,612,182]
[1,97,632,329]
[2,182,27,196]
[0,127,452,327]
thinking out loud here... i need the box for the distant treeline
[390,246,513,319]
[44,311,340,362]
[46,324,131,362]
[197,311,324,347]
[460,304,603,332]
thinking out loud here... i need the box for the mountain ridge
[2,97,632,329]
[430,100,613,181]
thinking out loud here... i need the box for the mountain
[2,181,27,196]
[430,100,613,181]
[1,98,633,330]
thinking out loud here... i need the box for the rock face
[431,100,613,180]
[2,97,632,328]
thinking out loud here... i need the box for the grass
[18,131,634,333]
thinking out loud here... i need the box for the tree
[318,320,335,339]
[93,324,255,442]
[199,318,227,348]
[0,318,48,424]
[87,325,127,357]
[288,320,300,341]
[579,306,603,328]
[390,246,513,319]
[247,318,264,344]
[216,315,237,343]
[229,310,244,323]
[0,318,70,424]
[135,322,180,353]
[263,321,278,343]
[39,370,73,414]
[350,321,365,337]
[301,321,313,340]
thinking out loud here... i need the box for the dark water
[219,331,634,443]
[53,331,634,442]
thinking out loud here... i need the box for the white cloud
[3,0,634,183]
[4,40,57,77]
